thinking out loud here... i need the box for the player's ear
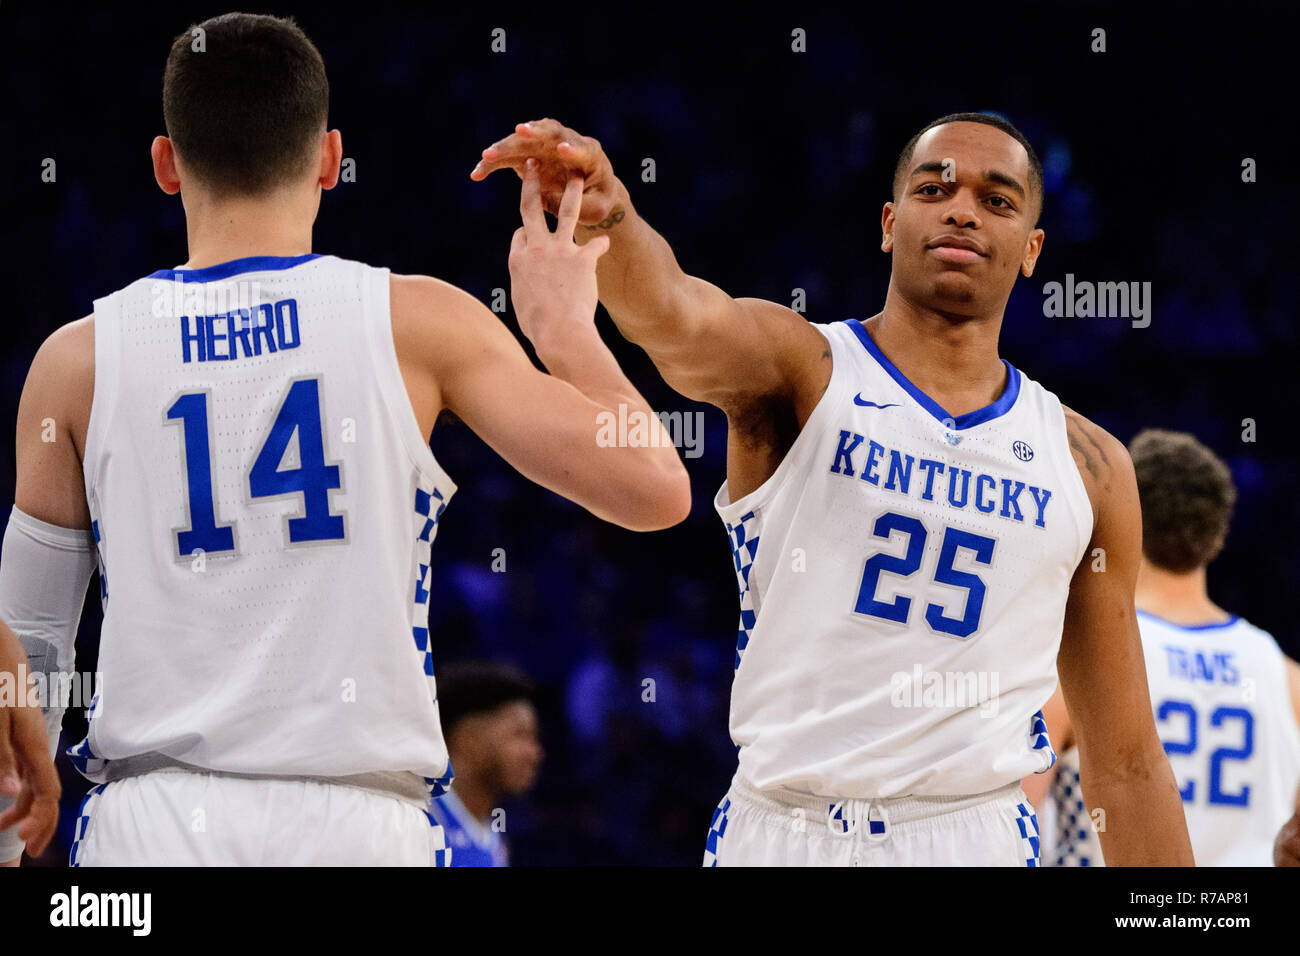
[881,202,895,253]
[318,129,343,190]
[1020,227,1045,278]
[151,136,182,195]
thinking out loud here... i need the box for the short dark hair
[893,112,1044,225]
[1129,429,1237,573]
[437,661,537,735]
[163,13,328,195]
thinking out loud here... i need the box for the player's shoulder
[390,272,483,318]
[1227,614,1288,655]
[20,315,95,449]
[1058,403,1135,523]
[1059,404,1128,465]
[38,312,94,348]
[388,273,498,380]
[741,299,835,367]
[736,297,822,335]
[390,273,495,338]
[29,314,94,390]
[732,298,834,411]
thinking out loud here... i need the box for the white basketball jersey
[1046,611,1300,866]
[714,319,1093,799]
[70,254,456,810]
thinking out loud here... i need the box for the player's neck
[1134,561,1229,626]
[179,188,317,269]
[448,770,496,824]
[867,286,1008,416]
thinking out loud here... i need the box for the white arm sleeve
[0,505,98,862]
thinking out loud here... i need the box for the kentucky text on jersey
[1164,647,1240,685]
[828,429,1053,528]
[179,298,301,363]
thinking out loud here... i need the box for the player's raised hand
[0,621,60,859]
[508,158,610,348]
[472,118,619,226]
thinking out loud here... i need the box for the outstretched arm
[395,165,690,532]
[1056,409,1193,866]
[471,119,829,416]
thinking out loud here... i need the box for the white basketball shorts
[703,773,1042,867]
[69,769,451,866]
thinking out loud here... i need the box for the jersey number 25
[854,511,995,639]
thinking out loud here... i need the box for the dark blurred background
[0,4,1290,865]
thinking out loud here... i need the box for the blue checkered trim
[68,783,108,867]
[1014,800,1041,867]
[424,759,454,804]
[827,803,886,836]
[703,796,731,867]
[425,810,453,867]
[411,485,448,678]
[828,802,853,834]
[724,511,762,671]
[1050,766,1095,866]
[1030,709,1056,772]
[411,483,453,802]
[66,715,107,779]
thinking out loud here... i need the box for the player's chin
[929,275,980,307]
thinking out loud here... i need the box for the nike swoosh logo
[853,395,899,409]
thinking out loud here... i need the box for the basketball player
[426,661,543,866]
[0,14,689,866]
[0,617,60,861]
[472,114,1194,865]
[1028,429,1300,866]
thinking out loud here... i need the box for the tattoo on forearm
[583,209,626,231]
[822,349,831,360]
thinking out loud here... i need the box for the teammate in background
[426,662,543,867]
[1027,429,1300,866]
[472,115,1192,865]
[0,13,689,866]
[0,617,60,862]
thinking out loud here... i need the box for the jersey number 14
[166,377,345,557]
